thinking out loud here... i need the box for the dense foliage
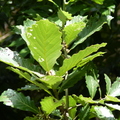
[0,0,120,120]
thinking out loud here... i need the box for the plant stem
[63,0,66,11]
[65,72,69,110]
[62,2,69,117]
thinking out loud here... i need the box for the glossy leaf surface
[93,106,115,120]
[0,89,39,114]
[0,47,42,75]
[109,77,120,97]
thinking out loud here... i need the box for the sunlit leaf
[8,67,52,95]
[109,77,120,97]
[0,47,44,77]
[105,95,120,102]
[40,96,62,115]
[73,94,98,106]
[93,106,115,120]
[37,76,63,89]
[105,103,120,111]
[58,9,72,24]
[104,74,111,95]
[92,0,104,5]
[85,74,99,99]
[25,19,62,71]
[56,43,106,76]
[62,96,76,119]
[0,89,39,114]
[63,22,86,45]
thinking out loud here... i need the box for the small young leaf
[93,106,115,120]
[56,43,106,76]
[58,9,72,24]
[63,21,86,45]
[40,96,62,115]
[104,74,111,95]
[109,77,120,97]
[0,89,39,114]
[85,74,99,99]
[25,19,62,71]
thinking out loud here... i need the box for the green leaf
[58,9,72,24]
[77,52,105,68]
[37,76,63,89]
[71,15,112,49]
[104,74,111,95]
[109,77,120,97]
[92,0,104,4]
[62,96,77,119]
[40,96,62,115]
[59,64,88,92]
[73,94,99,106]
[56,43,107,76]
[85,74,99,99]
[0,89,39,114]
[79,104,90,120]
[68,96,77,119]
[19,84,40,91]
[17,19,36,40]
[93,106,115,120]
[25,19,62,71]
[67,15,87,24]
[105,103,120,111]
[0,47,43,77]
[63,21,86,45]
[105,95,120,102]
[8,67,52,95]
